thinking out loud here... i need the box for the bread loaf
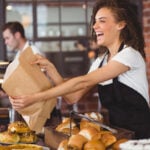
[68,134,88,150]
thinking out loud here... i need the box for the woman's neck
[107,41,124,60]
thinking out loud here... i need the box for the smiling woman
[7,0,150,139]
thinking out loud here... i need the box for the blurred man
[2,21,42,61]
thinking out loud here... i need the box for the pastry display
[0,121,37,144]
[56,114,119,150]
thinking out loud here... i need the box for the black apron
[98,44,150,139]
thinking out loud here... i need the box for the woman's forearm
[46,64,64,85]
[37,75,92,102]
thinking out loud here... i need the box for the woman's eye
[99,19,105,23]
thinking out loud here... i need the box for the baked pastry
[55,118,79,135]
[19,131,38,143]
[101,132,117,147]
[57,139,68,150]
[59,126,79,136]
[79,126,99,141]
[56,118,76,131]
[68,134,88,150]
[0,131,20,144]
[84,139,105,150]
[80,120,101,131]
[84,112,104,123]
[8,121,31,133]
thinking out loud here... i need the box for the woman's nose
[93,22,98,30]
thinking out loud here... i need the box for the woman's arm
[10,60,129,110]
[32,54,93,103]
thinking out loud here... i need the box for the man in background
[1,21,43,122]
[2,21,61,126]
[2,21,42,61]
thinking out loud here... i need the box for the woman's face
[93,7,122,48]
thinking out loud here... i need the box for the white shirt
[89,46,149,104]
[3,41,42,81]
[15,41,42,59]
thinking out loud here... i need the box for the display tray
[44,126,68,150]
[0,141,36,145]
[0,144,50,150]
[44,125,134,150]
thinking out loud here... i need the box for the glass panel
[61,2,86,23]
[62,40,77,51]
[35,41,61,52]
[37,3,60,37]
[37,25,60,37]
[61,25,86,37]
[87,1,95,23]
[6,2,33,39]
[62,39,89,52]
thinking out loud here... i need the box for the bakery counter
[44,111,135,150]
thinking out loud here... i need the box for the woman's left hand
[9,94,36,111]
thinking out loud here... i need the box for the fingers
[9,96,24,110]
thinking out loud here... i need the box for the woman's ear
[117,21,126,30]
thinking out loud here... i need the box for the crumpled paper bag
[2,47,56,133]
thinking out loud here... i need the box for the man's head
[2,21,26,51]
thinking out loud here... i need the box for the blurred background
[0,0,149,116]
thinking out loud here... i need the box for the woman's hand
[32,54,54,72]
[9,94,36,111]
[33,54,64,85]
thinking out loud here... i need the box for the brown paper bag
[2,47,57,133]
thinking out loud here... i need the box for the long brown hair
[90,0,145,58]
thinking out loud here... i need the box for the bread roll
[101,132,117,147]
[55,118,76,132]
[19,131,37,143]
[8,121,31,133]
[68,134,87,150]
[84,112,104,123]
[0,131,20,144]
[58,139,68,150]
[80,120,100,131]
[84,140,105,150]
[60,127,79,136]
[79,126,99,141]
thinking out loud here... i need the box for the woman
[10,0,150,139]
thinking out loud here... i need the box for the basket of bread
[44,111,134,150]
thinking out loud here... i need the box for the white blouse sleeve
[111,47,145,69]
